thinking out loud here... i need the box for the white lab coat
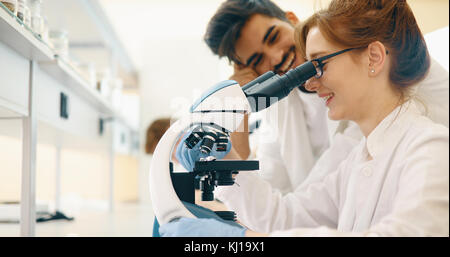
[253,85,331,195]
[251,58,449,194]
[217,101,449,236]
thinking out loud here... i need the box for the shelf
[0,2,138,131]
[39,57,114,116]
[0,102,25,118]
[0,1,139,238]
[43,0,138,86]
[38,58,139,132]
[0,3,54,62]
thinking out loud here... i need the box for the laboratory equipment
[29,0,43,37]
[49,29,69,58]
[1,0,17,15]
[149,60,318,231]
[16,0,25,21]
[23,2,30,27]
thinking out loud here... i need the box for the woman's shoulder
[410,114,448,134]
[402,114,448,149]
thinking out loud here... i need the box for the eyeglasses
[310,47,360,79]
[299,46,388,93]
[310,46,391,79]
[298,47,358,93]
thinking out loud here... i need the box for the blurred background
[0,0,448,236]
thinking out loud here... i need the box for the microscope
[149,61,318,233]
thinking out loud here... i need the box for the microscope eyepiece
[243,61,317,112]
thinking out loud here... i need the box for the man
[203,0,449,196]
[204,0,352,194]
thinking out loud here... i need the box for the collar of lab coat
[365,101,422,159]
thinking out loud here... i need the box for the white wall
[425,27,449,72]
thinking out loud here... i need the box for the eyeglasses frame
[299,46,388,92]
[311,47,361,79]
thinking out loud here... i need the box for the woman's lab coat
[253,58,449,195]
[253,85,335,195]
[216,102,449,236]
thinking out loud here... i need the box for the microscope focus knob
[214,211,237,222]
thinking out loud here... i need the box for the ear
[367,41,387,76]
[285,11,300,26]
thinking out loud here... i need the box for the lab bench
[0,1,138,236]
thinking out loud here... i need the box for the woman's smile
[318,92,335,106]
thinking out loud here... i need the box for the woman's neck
[355,88,403,137]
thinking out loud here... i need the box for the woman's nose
[304,77,319,92]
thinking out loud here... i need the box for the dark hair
[204,0,288,64]
[296,0,430,91]
[145,118,171,154]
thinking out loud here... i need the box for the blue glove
[175,126,232,171]
[159,217,246,237]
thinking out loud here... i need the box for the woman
[160,0,449,236]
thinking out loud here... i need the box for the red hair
[296,0,430,89]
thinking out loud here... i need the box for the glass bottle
[28,0,43,37]
[41,17,49,43]
[23,3,30,27]
[49,29,69,58]
[16,0,25,22]
[1,0,17,15]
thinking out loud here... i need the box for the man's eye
[268,30,279,45]
[253,54,264,68]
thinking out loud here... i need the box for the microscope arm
[149,116,197,225]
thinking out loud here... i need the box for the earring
[369,63,375,73]
[371,69,375,73]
